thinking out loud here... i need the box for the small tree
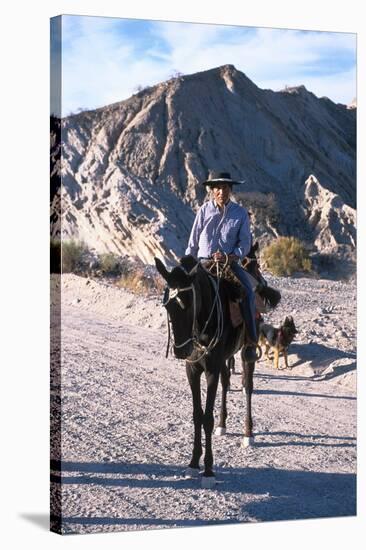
[262,237,312,277]
[134,84,145,93]
[170,70,184,79]
[98,252,122,276]
[62,240,89,273]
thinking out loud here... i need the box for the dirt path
[51,279,356,534]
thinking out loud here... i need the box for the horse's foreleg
[215,363,231,436]
[228,355,235,374]
[241,351,255,447]
[202,370,220,487]
[185,364,203,474]
[265,344,271,361]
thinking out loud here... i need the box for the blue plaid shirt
[185,200,251,260]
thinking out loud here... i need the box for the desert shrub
[98,252,122,276]
[62,240,89,273]
[116,263,166,296]
[117,272,149,295]
[261,237,312,276]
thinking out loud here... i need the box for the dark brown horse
[155,255,257,488]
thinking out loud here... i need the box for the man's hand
[212,251,226,262]
[212,251,239,263]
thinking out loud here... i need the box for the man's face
[211,183,232,207]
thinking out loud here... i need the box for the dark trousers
[230,262,257,342]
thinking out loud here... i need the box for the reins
[164,263,224,363]
[164,282,197,357]
[165,310,171,358]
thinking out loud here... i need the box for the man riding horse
[155,172,280,485]
[185,170,257,361]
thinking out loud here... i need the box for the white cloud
[257,66,357,105]
[59,17,356,114]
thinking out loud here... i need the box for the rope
[185,263,224,363]
[163,265,224,364]
[185,273,224,364]
[165,310,171,358]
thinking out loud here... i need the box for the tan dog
[258,316,298,369]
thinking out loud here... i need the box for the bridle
[163,285,193,311]
[163,267,224,363]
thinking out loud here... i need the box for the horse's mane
[179,255,244,303]
[179,255,198,274]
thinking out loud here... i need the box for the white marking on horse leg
[241,436,254,448]
[201,475,217,489]
[184,467,200,479]
[215,426,226,436]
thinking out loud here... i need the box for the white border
[1,1,363,549]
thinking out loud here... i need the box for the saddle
[179,255,246,328]
[200,259,246,328]
[179,255,274,329]
[201,260,245,296]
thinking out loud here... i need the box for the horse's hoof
[184,467,200,479]
[201,475,216,489]
[215,426,226,436]
[241,436,254,448]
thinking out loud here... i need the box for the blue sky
[51,15,357,116]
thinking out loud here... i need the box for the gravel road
[50,274,356,534]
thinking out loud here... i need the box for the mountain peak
[280,84,309,96]
[53,66,356,266]
[347,97,357,110]
[219,63,237,74]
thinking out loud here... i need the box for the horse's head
[155,257,199,360]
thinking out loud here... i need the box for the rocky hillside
[50,64,356,267]
[301,174,356,252]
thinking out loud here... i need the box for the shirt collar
[213,199,232,210]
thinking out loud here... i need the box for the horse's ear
[155,257,170,282]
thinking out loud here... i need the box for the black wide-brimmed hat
[202,171,243,186]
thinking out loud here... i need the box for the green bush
[262,237,312,276]
[62,240,88,273]
[98,252,122,276]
